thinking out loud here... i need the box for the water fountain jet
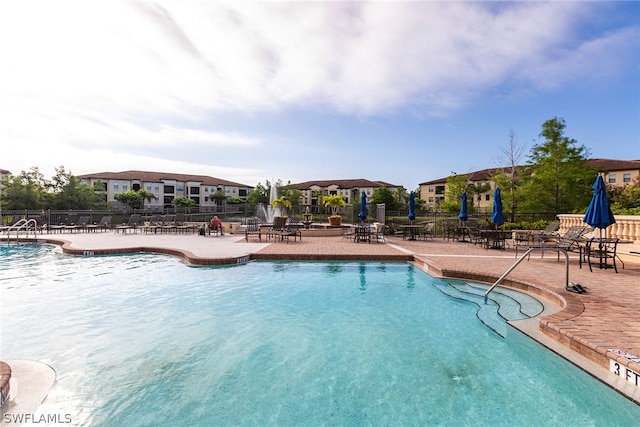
[256,180,282,223]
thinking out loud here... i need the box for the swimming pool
[1,244,639,425]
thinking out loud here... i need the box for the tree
[441,173,468,213]
[371,187,396,210]
[210,188,227,206]
[279,182,303,211]
[48,166,107,210]
[610,178,640,214]
[392,187,408,209]
[493,130,527,221]
[114,190,143,211]
[172,196,196,208]
[137,189,156,210]
[247,182,269,205]
[0,167,48,209]
[520,118,595,214]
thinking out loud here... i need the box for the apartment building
[289,179,401,209]
[419,158,640,212]
[77,170,253,210]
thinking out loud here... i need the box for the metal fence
[1,206,557,236]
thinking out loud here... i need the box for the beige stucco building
[289,179,401,210]
[418,158,640,212]
[77,170,253,210]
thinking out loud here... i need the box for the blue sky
[1,1,638,191]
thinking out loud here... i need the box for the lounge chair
[73,216,90,232]
[86,216,112,232]
[144,214,162,234]
[537,220,561,245]
[172,213,196,233]
[529,225,590,265]
[115,214,142,234]
[155,215,174,233]
[48,213,79,233]
[245,218,262,242]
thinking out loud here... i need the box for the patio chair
[267,216,287,241]
[372,222,387,243]
[245,218,262,242]
[354,222,371,243]
[585,237,623,273]
[418,222,434,241]
[513,230,533,256]
[281,218,302,243]
[442,222,458,241]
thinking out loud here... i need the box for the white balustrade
[558,214,640,243]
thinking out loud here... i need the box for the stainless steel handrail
[4,218,38,242]
[484,247,570,304]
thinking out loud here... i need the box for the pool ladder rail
[3,218,39,242]
[484,247,570,304]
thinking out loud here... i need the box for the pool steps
[432,280,544,338]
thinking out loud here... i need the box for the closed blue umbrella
[491,187,505,226]
[358,191,367,221]
[408,191,416,222]
[583,175,616,238]
[458,192,468,221]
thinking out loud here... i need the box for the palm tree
[137,189,156,209]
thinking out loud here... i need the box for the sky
[1,1,639,191]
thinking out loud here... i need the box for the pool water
[1,244,639,426]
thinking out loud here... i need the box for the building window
[608,174,616,184]
[155,185,159,191]
[113,182,119,190]
[164,185,175,193]
[428,186,434,193]
[123,183,128,190]
[485,194,490,201]
[623,173,631,183]
[146,184,151,190]
[177,186,184,192]
[428,197,434,203]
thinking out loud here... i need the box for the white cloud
[0,1,636,182]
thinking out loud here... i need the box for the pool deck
[3,230,640,409]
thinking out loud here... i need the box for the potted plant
[323,194,346,226]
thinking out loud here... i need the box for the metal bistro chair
[245,218,262,242]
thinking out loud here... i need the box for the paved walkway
[3,230,639,405]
